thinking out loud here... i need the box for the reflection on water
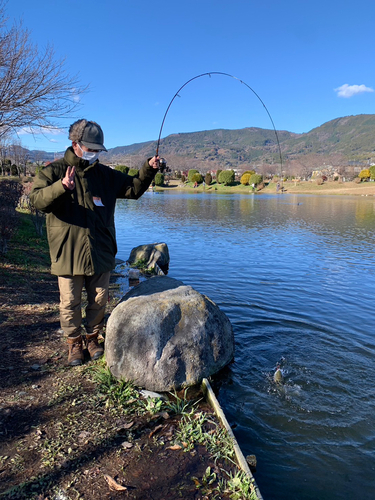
[115,192,375,500]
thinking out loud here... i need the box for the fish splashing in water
[273,364,284,384]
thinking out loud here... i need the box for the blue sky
[6,0,375,153]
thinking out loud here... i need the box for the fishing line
[155,71,283,171]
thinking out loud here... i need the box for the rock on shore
[105,276,234,391]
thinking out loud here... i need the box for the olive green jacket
[30,147,156,276]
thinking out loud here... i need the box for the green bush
[191,172,203,184]
[240,173,251,185]
[154,172,164,186]
[216,169,222,183]
[249,174,263,186]
[181,175,186,183]
[115,165,129,174]
[218,170,235,186]
[128,168,139,177]
[369,165,375,180]
[205,173,212,185]
[188,169,199,182]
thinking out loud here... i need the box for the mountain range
[31,114,375,173]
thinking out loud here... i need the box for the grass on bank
[0,210,259,500]
[91,360,259,500]
[5,211,50,268]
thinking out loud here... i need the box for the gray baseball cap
[81,121,107,151]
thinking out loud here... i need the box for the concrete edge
[201,378,264,500]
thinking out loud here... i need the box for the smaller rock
[140,390,166,400]
[246,454,257,469]
[121,441,133,449]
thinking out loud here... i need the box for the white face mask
[77,143,100,164]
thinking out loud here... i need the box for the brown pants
[58,272,111,337]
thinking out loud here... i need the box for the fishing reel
[158,158,168,173]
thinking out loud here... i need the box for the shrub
[354,177,362,184]
[218,170,235,186]
[249,174,263,186]
[316,178,323,185]
[216,169,222,183]
[240,173,251,185]
[205,173,212,185]
[359,169,370,181]
[115,165,129,174]
[128,168,139,177]
[0,180,23,254]
[181,175,186,183]
[187,169,199,182]
[191,172,203,184]
[243,170,255,176]
[154,172,164,186]
[369,165,375,180]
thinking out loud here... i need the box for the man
[30,119,159,366]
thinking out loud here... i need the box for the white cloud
[335,83,374,98]
[18,126,64,136]
[70,88,81,103]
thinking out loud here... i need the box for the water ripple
[115,193,375,500]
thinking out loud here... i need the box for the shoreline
[0,212,259,499]
[155,180,375,196]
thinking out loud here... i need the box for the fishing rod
[155,71,283,172]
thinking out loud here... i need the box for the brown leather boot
[85,333,104,360]
[67,335,84,366]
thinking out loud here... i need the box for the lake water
[114,191,375,500]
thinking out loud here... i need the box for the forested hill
[100,114,375,171]
[32,114,375,171]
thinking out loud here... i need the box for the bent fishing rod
[155,71,283,171]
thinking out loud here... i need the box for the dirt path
[0,235,248,499]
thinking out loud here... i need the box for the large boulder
[105,276,234,392]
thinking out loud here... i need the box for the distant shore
[156,180,375,196]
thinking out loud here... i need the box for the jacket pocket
[48,225,70,263]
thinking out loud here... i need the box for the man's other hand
[62,166,76,190]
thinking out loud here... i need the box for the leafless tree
[0,135,10,175]
[9,140,29,176]
[0,1,87,138]
[294,161,313,180]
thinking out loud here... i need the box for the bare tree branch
[0,1,87,138]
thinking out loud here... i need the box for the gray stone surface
[127,243,170,274]
[105,276,234,391]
